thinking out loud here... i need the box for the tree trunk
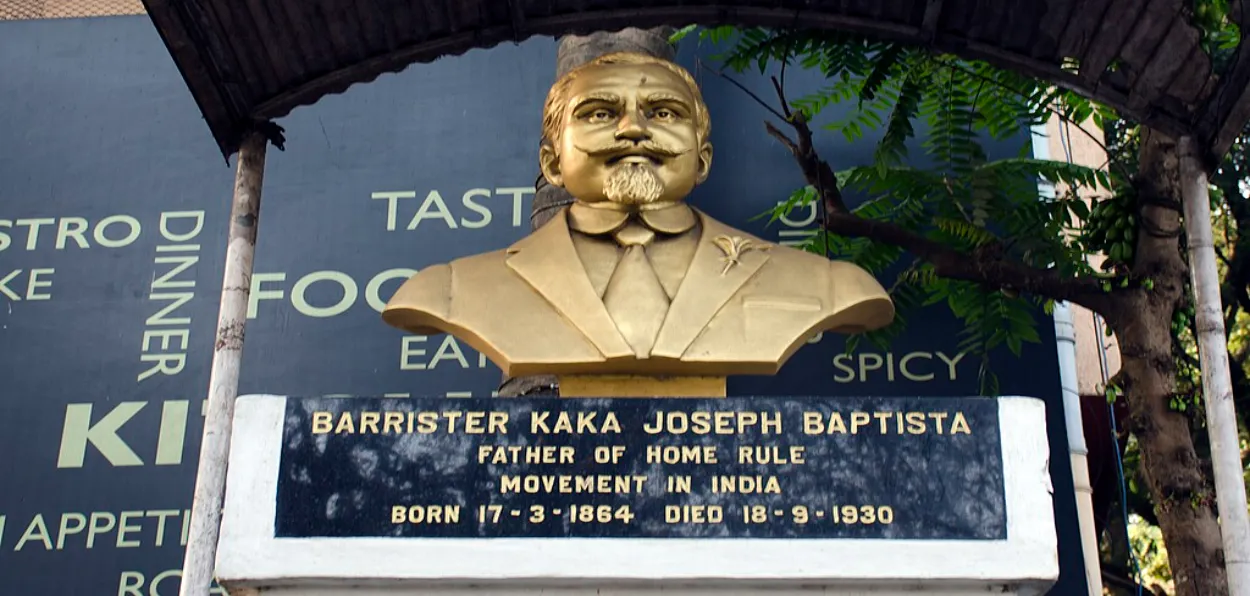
[1106,129,1228,596]
[497,27,676,398]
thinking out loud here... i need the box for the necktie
[602,222,669,358]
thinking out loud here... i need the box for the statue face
[542,62,712,207]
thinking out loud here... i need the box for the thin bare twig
[695,62,789,123]
[771,76,793,120]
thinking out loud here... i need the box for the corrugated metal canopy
[140,0,1250,163]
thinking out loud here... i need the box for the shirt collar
[566,200,698,236]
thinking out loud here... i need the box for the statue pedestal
[215,394,1057,595]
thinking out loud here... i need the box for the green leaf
[669,25,699,44]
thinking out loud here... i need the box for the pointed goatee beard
[603,164,665,206]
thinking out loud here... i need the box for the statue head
[539,53,713,208]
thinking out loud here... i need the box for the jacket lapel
[652,211,770,359]
[506,210,634,360]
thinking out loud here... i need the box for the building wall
[0,0,141,20]
[1045,115,1123,396]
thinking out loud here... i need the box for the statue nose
[614,111,650,142]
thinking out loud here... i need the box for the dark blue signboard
[0,14,1085,595]
[276,396,1006,541]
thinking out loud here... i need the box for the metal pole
[1178,135,1250,596]
[180,130,268,596]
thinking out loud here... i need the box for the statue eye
[585,108,615,122]
[651,108,676,120]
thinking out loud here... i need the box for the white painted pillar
[1053,302,1103,595]
[180,130,269,596]
[1178,135,1250,596]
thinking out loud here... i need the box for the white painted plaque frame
[216,395,1057,595]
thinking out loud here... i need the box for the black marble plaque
[275,396,1005,540]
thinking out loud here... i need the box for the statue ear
[695,142,713,184]
[539,141,564,187]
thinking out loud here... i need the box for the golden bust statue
[383,53,894,388]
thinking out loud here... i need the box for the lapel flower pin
[713,235,769,276]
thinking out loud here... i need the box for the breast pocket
[742,295,825,347]
[743,295,823,312]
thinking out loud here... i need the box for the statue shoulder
[380,249,509,334]
[381,264,453,334]
[826,259,887,293]
[825,259,894,332]
[755,244,887,299]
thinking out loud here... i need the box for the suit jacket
[382,207,893,377]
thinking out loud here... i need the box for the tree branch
[762,86,1121,313]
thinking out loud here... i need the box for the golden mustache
[574,139,689,158]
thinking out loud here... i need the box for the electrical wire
[1096,311,1144,596]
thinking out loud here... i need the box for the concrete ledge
[216,395,1056,595]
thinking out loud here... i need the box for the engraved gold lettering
[416,412,438,433]
[383,412,403,434]
[803,412,822,434]
[850,412,871,434]
[761,412,782,434]
[576,412,598,433]
[530,411,620,434]
[664,505,722,523]
[737,445,805,465]
[690,411,710,433]
[499,474,647,494]
[602,414,622,433]
[642,412,662,434]
[712,475,782,494]
[463,411,486,434]
[391,505,461,524]
[531,411,550,433]
[311,412,332,434]
[951,412,971,434]
[803,411,849,434]
[333,412,355,434]
[645,444,717,464]
[905,411,926,434]
[359,412,381,434]
[643,411,782,435]
[667,475,692,493]
[827,412,847,433]
[802,409,963,435]
[488,412,509,434]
